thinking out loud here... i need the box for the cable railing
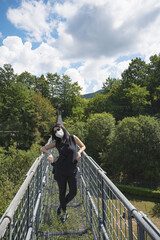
[0,141,51,240]
[0,114,160,240]
[79,153,160,240]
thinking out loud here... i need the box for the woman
[40,123,86,223]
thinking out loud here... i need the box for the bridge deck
[38,170,94,239]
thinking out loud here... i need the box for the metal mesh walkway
[38,169,93,240]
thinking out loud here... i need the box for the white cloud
[7,0,55,42]
[54,1,78,19]
[57,0,160,60]
[0,36,69,75]
[1,0,160,93]
[64,68,86,93]
[75,58,110,93]
[108,60,131,79]
[64,58,132,93]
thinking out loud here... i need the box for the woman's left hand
[77,152,81,162]
[47,153,54,163]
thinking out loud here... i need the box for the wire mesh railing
[0,143,51,240]
[79,153,160,240]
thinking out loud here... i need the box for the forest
[0,53,160,217]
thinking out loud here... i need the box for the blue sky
[0,0,160,94]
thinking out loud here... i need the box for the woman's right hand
[47,153,54,163]
[77,152,81,162]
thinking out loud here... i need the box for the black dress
[54,135,77,178]
[53,135,78,211]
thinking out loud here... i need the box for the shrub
[116,184,160,201]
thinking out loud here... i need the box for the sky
[0,0,160,94]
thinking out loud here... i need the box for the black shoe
[56,206,61,215]
[60,211,69,223]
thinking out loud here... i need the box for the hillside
[82,89,103,99]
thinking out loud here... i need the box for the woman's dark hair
[51,123,69,143]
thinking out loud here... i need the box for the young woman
[40,123,86,223]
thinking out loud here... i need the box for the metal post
[88,161,92,231]
[138,223,145,240]
[128,210,133,240]
[101,177,106,240]
[97,169,101,240]
[25,186,30,237]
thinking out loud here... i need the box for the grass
[128,196,160,230]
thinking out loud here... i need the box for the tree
[148,54,160,94]
[147,54,160,114]
[46,73,82,117]
[64,120,87,143]
[121,58,149,88]
[105,115,160,187]
[85,93,107,116]
[16,71,35,88]
[46,73,61,104]
[85,112,115,165]
[102,77,121,94]
[57,75,82,117]
[0,143,40,217]
[34,74,50,98]
[33,92,57,142]
[0,82,37,149]
[71,103,86,122]
[104,84,129,121]
[0,64,17,91]
[124,83,151,115]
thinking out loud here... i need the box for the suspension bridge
[0,114,160,240]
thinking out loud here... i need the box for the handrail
[0,114,61,240]
[79,149,160,240]
[100,167,160,239]
[0,154,44,239]
[0,155,42,233]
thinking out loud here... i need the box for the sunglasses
[54,127,61,133]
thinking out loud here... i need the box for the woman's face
[54,126,61,134]
[54,126,64,138]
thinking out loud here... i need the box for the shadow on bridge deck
[38,168,94,240]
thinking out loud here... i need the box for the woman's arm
[40,141,56,163]
[73,135,86,162]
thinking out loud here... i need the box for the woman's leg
[57,175,67,211]
[65,174,78,204]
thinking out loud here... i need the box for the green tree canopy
[57,75,82,117]
[85,112,115,164]
[85,93,107,117]
[0,64,17,90]
[104,115,160,187]
[0,82,37,149]
[34,74,50,98]
[121,58,149,88]
[124,83,151,115]
[102,77,121,94]
[33,92,57,142]
[16,71,35,87]
[46,73,60,104]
